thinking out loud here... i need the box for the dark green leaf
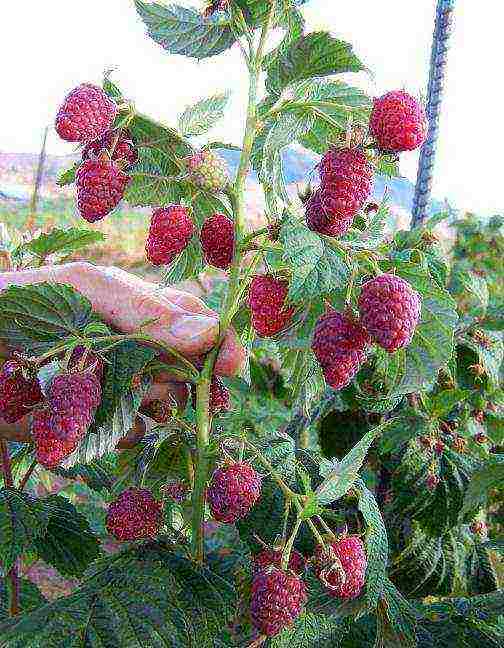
[272,613,345,647]
[462,455,504,520]
[430,389,470,417]
[178,92,230,137]
[0,579,46,622]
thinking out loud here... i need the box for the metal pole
[28,126,49,229]
[412,0,456,226]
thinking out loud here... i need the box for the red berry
[358,273,421,353]
[55,84,117,143]
[82,129,138,167]
[191,376,230,417]
[434,440,445,455]
[426,474,439,491]
[253,549,305,575]
[106,488,163,541]
[248,275,295,338]
[162,480,190,504]
[370,90,427,152]
[76,157,130,223]
[319,147,374,211]
[314,536,367,600]
[145,205,195,266]
[199,213,235,269]
[47,371,102,440]
[68,346,104,382]
[306,188,354,237]
[311,310,369,390]
[207,462,262,524]
[185,150,229,193]
[0,361,43,424]
[32,407,80,469]
[250,567,306,637]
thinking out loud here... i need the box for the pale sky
[0,1,502,213]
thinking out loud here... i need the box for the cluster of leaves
[0,2,502,647]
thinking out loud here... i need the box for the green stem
[281,517,302,571]
[242,438,296,500]
[0,439,20,617]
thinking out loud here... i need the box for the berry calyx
[248,275,295,338]
[313,536,367,600]
[185,150,229,193]
[250,567,306,637]
[200,213,235,269]
[145,205,195,266]
[76,157,130,223]
[55,84,117,143]
[106,488,163,541]
[253,549,305,575]
[358,273,421,353]
[0,361,43,424]
[82,129,138,167]
[207,462,262,524]
[311,310,369,390]
[370,90,427,152]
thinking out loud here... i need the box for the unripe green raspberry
[185,150,229,193]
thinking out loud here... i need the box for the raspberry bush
[0,2,502,647]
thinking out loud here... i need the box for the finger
[142,381,189,409]
[0,263,244,376]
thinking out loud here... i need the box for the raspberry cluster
[32,370,102,469]
[207,461,262,524]
[146,205,195,266]
[200,213,235,270]
[0,361,43,424]
[312,310,369,390]
[248,275,295,338]
[82,129,138,167]
[306,147,373,238]
[250,567,307,637]
[370,90,428,152]
[106,488,163,541]
[185,149,229,193]
[314,536,367,599]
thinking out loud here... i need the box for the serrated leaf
[430,389,470,417]
[272,613,344,647]
[341,202,388,250]
[0,579,46,622]
[266,32,367,95]
[281,221,350,301]
[376,579,418,648]
[56,162,79,187]
[33,496,100,578]
[178,92,230,137]
[460,330,503,388]
[0,489,49,572]
[0,283,93,354]
[461,455,504,520]
[13,228,105,262]
[162,236,205,284]
[126,146,188,206]
[316,419,396,505]
[356,480,388,609]
[55,455,116,492]
[452,268,489,315]
[135,0,236,59]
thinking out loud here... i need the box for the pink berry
[55,84,117,143]
[76,157,130,223]
[106,488,163,541]
[145,205,195,266]
[200,213,235,269]
[370,90,427,152]
[314,536,367,599]
[207,462,262,524]
[248,275,295,338]
[0,361,43,424]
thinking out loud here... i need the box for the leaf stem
[0,439,20,616]
[18,459,37,492]
[281,517,302,571]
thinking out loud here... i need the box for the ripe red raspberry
[311,310,369,390]
[250,567,306,637]
[253,549,305,575]
[76,157,130,223]
[319,147,374,211]
[191,375,230,416]
[306,189,353,237]
[248,275,295,338]
[68,346,104,382]
[200,213,235,269]
[55,84,117,143]
[0,361,43,423]
[185,150,229,193]
[370,90,427,152]
[32,407,80,469]
[426,474,439,491]
[82,129,138,167]
[358,273,421,353]
[314,536,367,599]
[47,371,101,440]
[162,480,191,504]
[434,440,445,455]
[106,488,163,541]
[145,205,195,266]
[207,462,262,524]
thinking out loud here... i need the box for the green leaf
[0,489,49,572]
[452,267,489,315]
[33,496,100,578]
[341,202,388,251]
[375,579,418,648]
[0,544,236,647]
[281,221,350,302]
[0,282,93,354]
[0,579,46,622]
[178,92,230,137]
[315,419,396,505]
[125,146,188,207]
[429,388,470,417]
[55,455,116,492]
[135,0,236,59]
[462,455,504,520]
[56,162,79,187]
[460,330,503,388]
[266,32,367,95]
[383,260,459,396]
[272,613,345,647]
[13,228,105,262]
[356,481,388,609]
